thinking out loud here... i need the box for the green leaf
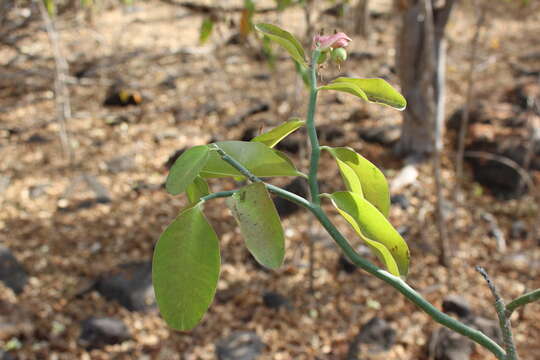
[227,182,285,269]
[166,145,210,195]
[323,147,390,217]
[186,176,210,204]
[44,0,56,15]
[320,77,407,111]
[328,191,410,277]
[201,141,299,178]
[255,23,307,68]
[199,17,214,44]
[152,203,220,330]
[251,118,305,148]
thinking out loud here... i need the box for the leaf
[324,147,390,217]
[328,191,410,277]
[152,203,220,330]
[201,141,299,178]
[44,0,56,15]
[239,0,255,39]
[186,176,210,204]
[251,118,305,148]
[199,17,214,44]
[227,182,285,269]
[320,78,407,110]
[166,145,210,195]
[255,23,307,68]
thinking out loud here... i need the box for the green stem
[306,49,321,205]
[210,144,261,183]
[506,289,540,318]
[201,190,237,202]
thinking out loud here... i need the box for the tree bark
[394,0,455,156]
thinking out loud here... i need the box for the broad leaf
[199,17,214,44]
[166,145,210,195]
[320,77,407,110]
[251,118,305,148]
[328,191,409,277]
[186,176,210,204]
[227,182,285,269]
[255,23,307,68]
[324,147,390,217]
[152,203,220,330]
[201,141,299,178]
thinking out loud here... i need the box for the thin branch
[506,289,540,318]
[36,0,75,165]
[456,0,487,185]
[476,266,519,360]
[159,0,278,14]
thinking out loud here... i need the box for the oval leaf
[152,203,220,330]
[327,78,407,110]
[199,17,214,44]
[324,147,390,217]
[328,191,409,277]
[227,182,285,269]
[166,145,210,195]
[186,176,210,204]
[255,23,307,68]
[319,82,369,101]
[251,118,305,148]
[201,141,299,178]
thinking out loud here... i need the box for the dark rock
[346,108,370,123]
[273,178,308,218]
[216,331,264,360]
[215,281,244,304]
[391,194,409,210]
[252,73,270,81]
[95,261,155,311]
[510,220,528,239]
[0,350,17,360]
[106,155,135,173]
[164,148,186,169]
[347,317,396,359]
[241,127,258,142]
[359,125,400,146]
[428,327,473,360]
[225,103,270,128]
[339,255,356,274]
[26,133,49,144]
[274,135,301,154]
[442,295,472,319]
[317,125,345,144]
[0,246,28,294]
[262,291,291,310]
[79,317,131,350]
[28,184,49,199]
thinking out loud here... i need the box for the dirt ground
[1,1,539,359]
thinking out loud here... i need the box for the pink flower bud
[313,32,352,50]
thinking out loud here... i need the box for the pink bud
[313,32,352,50]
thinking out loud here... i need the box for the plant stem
[306,50,321,205]
[506,289,540,318]
[476,266,519,360]
[213,144,506,359]
[201,190,237,202]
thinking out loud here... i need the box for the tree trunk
[394,0,454,156]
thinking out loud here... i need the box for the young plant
[153,24,537,360]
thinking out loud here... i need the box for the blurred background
[0,0,539,359]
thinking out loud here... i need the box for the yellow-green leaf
[251,118,305,148]
[227,182,285,269]
[323,78,407,110]
[328,191,410,277]
[255,23,307,68]
[323,147,390,217]
[152,203,220,330]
